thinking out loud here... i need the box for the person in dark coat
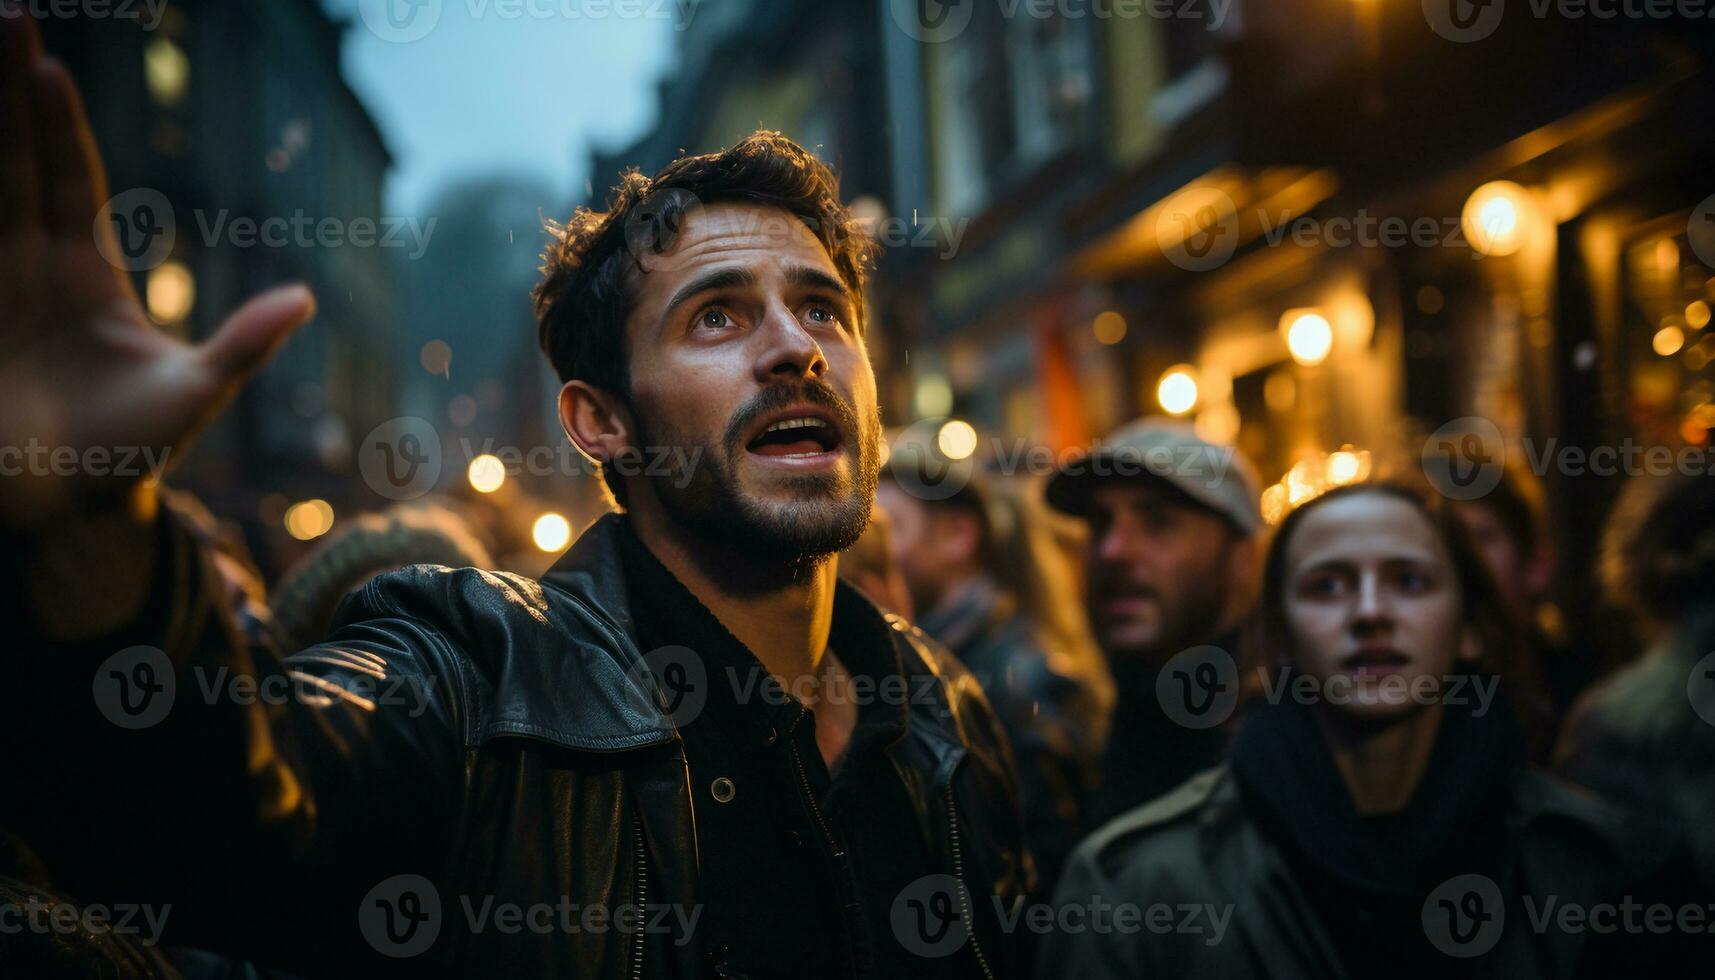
[1043,480,1696,979]
[1556,469,1715,893]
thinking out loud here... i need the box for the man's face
[619,202,881,563]
[1084,482,1243,663]
[875,481,951,614]
[1284,492,1474,722]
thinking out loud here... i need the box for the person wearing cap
[878,458,1106,900]
[1044,417,1261,825]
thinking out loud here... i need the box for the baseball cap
[1044,417,1262,535]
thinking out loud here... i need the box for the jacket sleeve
[1,509,469,973]
[1034,837,1146,980]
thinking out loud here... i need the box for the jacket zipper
[791,729,873,978]
[631,809,647,980]
[944,783,997,980]
[790,736,844,858]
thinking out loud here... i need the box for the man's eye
[807,305,839,325]
[698,309,734,331]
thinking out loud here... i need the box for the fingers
[0,13,45,234]
[30,55,107,236]
[198,283,317,384]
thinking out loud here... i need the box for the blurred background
[37,0,1715,653]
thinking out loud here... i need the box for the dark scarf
[1090,643,1236,826]
[1230,672,1525,898]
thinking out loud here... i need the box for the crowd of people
[3,16,1713,976]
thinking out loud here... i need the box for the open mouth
[1342,649,1411,674]
[745,414,843,459]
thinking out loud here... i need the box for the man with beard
[1043,419,1260,825]
[0,20,1025,978]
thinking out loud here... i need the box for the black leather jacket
[3,513,1028,979]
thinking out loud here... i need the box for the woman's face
[1282,492,1477,721]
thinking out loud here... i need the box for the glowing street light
[533,513,572,553]
[1462,181,1536,257]
[936,419,979,460]
[467,454,506,494]
[1157,366,1200,415]
[284,499,334,541]
[1092,311,1127,345]
[1283,311,1333,366]
[1654,325,1686,357]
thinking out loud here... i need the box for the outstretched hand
[0,15,316,532]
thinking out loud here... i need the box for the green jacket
[1039,765,1682,979]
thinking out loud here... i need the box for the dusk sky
[325,0,679,213]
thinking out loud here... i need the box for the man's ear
[559,380,634,471]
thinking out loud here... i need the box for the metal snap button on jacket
[711,776,737,803]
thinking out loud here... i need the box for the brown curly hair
[537,133,873,380]
[534,132,876,504]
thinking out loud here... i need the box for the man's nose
[1094,519,1145,567]
[754,303,827,383]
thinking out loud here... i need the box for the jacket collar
[533,513,967,764]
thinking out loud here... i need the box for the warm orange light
[533,513,572,553]
[284,499,334,541]
[1462,181,1537,257]
[467,454,506,493]
[1093,311,1127,345]
[1654,325,1686,357]
[1283,311,1333,366]
[1157,367,1199,415]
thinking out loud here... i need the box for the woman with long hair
[1040,479,1694,979]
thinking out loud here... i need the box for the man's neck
[626,504,837,699]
